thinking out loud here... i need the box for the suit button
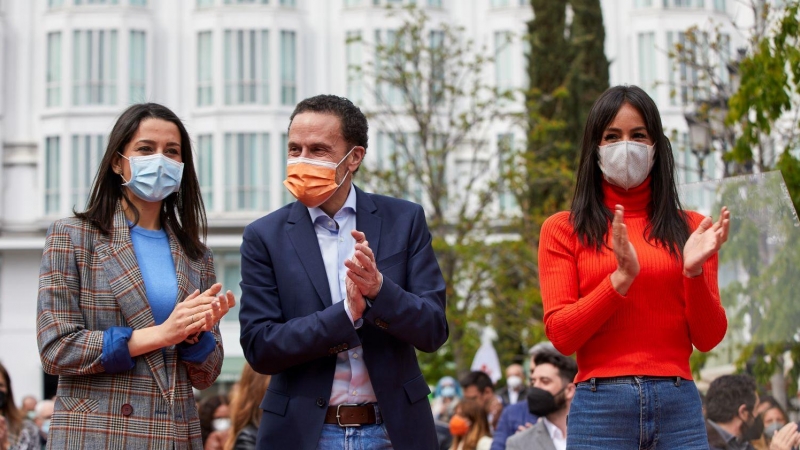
[316,398,326,408]
[121,404,133,416]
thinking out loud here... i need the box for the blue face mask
[118,153,184,202]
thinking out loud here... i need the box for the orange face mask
[449,415,470,437]
[283,147,354,208]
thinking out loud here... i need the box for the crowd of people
[426,344,800,450]
[0,85,792,449]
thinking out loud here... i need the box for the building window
[47,32,62,107]
[130,30,146,103]
[198,135,214,210]
[491,0,510,6]
[73,30,118,106]
[374,30,403,106]
[279,0,295,5]
[45,137,61,215]
[71,135,106,210]
[214,252,242,321]
[280,31,297,106]
[497,133,516,212]
[494,31,513,92]
[345,31,363,104]
[224,30,270,105]
[430,30,444,104]
[634,0,653,7]
[663,0,705,7]
[713,0,725,11]
[74,0,120,4]
[197,0,215,6]
[49,0,65,7]
[637,32,656,100]
[281,133,292,205]
[198,32,214,106]
[224,133,270,211]
[428,0,442,6]
[344,0,360,6]
[129,0,147,5]
[224,0,268,4]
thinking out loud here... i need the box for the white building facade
[0,0,751,400]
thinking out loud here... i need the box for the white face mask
[507,375,523,390]
[597,141,655,190]
[212,417,231,432]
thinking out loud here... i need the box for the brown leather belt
[324,404,381,426]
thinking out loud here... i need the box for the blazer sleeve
[239,223,362,375]
[363,204,448,353]
[180,249,224,390]
[37,220,107,376]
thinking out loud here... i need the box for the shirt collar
[307,185,357,223]
[541,417,565,441]
[708,420,748,448]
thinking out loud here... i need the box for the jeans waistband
[580,376,685,391]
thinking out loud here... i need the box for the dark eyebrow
[604,126,648,133]
[135,138,181,147]
[286,141,333,150]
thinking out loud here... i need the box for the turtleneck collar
[602,176,652,218]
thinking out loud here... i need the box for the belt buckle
[336,403,362,427]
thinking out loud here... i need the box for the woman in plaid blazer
[36,103,236,449]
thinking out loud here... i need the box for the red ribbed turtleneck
[539,178,727,382]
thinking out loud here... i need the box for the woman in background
[0,362,38,450]
[37,103,235,449]
[449,398,492,450]
[224,363,271,450]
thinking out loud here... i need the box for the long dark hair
[570,85,689,257]
[75,103,207,259]
[0,361,23,438]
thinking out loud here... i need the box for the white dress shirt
[307,186,377,405]
[542,417,567,450]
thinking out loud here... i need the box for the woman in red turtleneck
[539,85,730,449]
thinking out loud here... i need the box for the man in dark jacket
[704,374,761,450]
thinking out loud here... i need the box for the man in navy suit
[239,95,448,449]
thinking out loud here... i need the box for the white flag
[470,329,502,383]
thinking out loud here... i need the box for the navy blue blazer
[239,186,448,450]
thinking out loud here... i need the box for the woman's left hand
[682,206,730,277]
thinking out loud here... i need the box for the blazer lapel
[354,186,381,260]
[96,203,171,402]
[286,201,333,308]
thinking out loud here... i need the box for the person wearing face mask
[506,352,577,450]
[704,374,765,450]
[239,94,447,450]
[497,364,529,407]
[33,399,54,449]
[539,85,730,449]
[36,103,236,449]
[449,399,493,450]
[0,362,39,450]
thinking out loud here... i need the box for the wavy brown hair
[0,361,23,440]
[450,398,491,450]
[224,363,271,450]
[74,103,208,259]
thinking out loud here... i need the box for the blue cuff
[177,332,216,364]
[101,327,135,374]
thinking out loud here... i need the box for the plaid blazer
[36,204,223,450]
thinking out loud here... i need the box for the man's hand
[346,276,366,322]
[344,230,383,299]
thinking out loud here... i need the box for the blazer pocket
[403,373,431,404]
[260,389,289,417]
[59,396,99,414]
[377,249,407,272]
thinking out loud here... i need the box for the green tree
[349,5,521,379]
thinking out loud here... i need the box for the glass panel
[197,0,215,6]
[49,0,65,7]
[129,30,146,103]
[280,31,297,105]
[224,30,269,105]
[225,133,269,211]
[218,252,242,321]
[130,0,147,5]
[45,137,61,215]
[71,135,106,209]
[198,31,213,106]
[47,32,62,107]
[494,31,513,91]
[345,31,362,104]
[73,30,118,106]
[198,135,214,210]
[637,32,656,101]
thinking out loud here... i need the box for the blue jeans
[566,377,709,450]
[316,423,393,450]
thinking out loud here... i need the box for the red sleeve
[683,213,728,352]
[539,212,627,356]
